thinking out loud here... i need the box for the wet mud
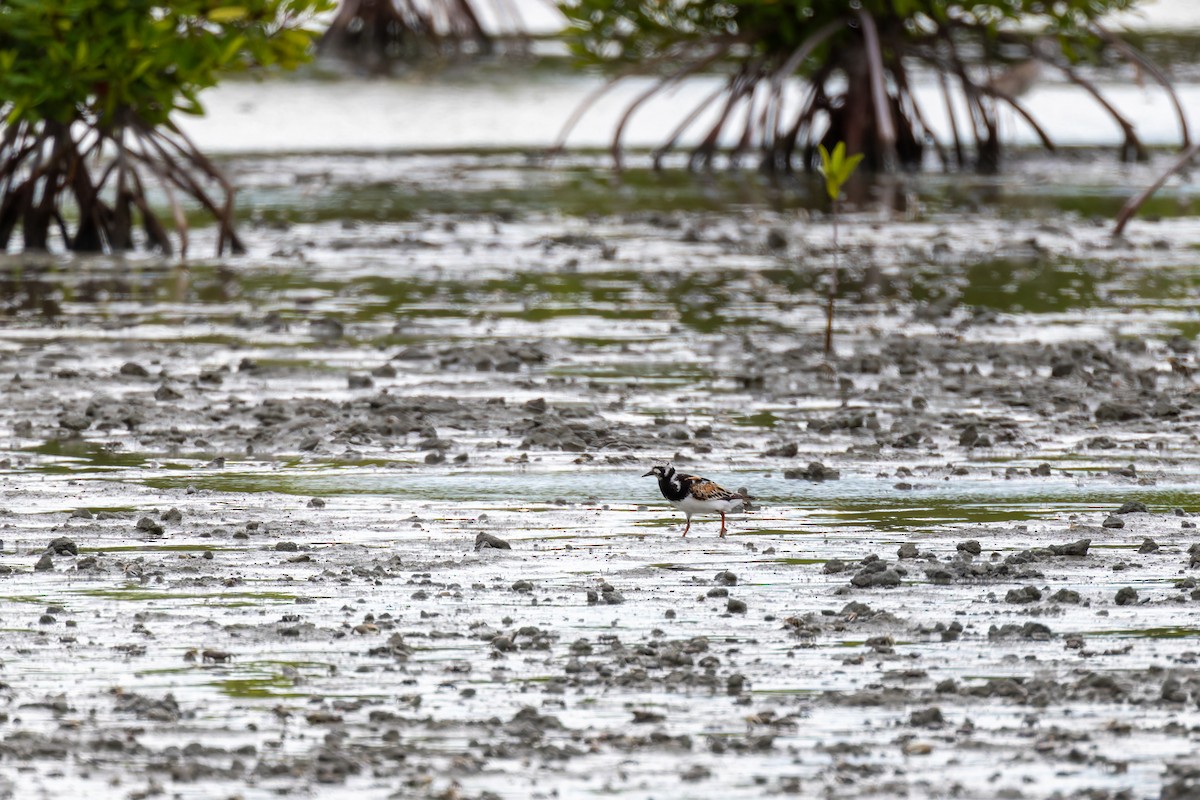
[0,152,1198,799]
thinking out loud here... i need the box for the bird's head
[641,464,672,479]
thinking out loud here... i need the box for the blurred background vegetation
[0,0,1195,254]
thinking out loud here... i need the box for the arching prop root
[0,117,243,257]
[1113,142,1200,237]
[559,7,1182,174]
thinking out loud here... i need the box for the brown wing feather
[683,475,741,502]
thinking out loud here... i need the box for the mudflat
[0,152,1197,799]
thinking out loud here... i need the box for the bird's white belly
[671,495,743,516]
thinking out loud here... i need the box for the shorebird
[642,464,746,538]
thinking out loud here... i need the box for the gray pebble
[475,532,511,551]
[1005,585,1042,604]
[46,537,78,556]
[1115,587,1139,605]
[136,516,164,536]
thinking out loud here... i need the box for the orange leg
[719,512,727,538]
[681,517,691,537]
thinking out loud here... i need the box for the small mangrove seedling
[817,142,863,357]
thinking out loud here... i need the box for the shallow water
[1,136,1200,799]
[182,72,1200,155]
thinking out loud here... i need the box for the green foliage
[0,0,331,254]
[817,142,862,202]
[0,0,331,129]
[561,0,1139,68]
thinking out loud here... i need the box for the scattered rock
[850,562,902,589]
[119,362,150,377]
[371,363,397,378]
[113,691,180,722]
[1005,585,1042,604]
[475,533,512,551]
[599,583,625,604]
[154,384,183,402]
[956,540,982,555]
[1161,677,1188,703]
[958,424,981,447]
[1163,763,1200,799]
[1108,463,1137,479]
[909,707,944,728]
[988,622,1052,640]
[1095,402,1141,422]
[1138,538,1159,554]
[1102,515,1125,529]
[136,516,164,536]
[1047,539,1091,556]
[1050,589,1082,604]
[783,461,840,481]
[1051,361,1077,377]
[1117,501,1149,514]
[46,538,78,556]
[1115,587,1139,605]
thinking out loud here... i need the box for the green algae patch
[1088,626,1200,640]
[209,660,337,699]
[76,587,299,605]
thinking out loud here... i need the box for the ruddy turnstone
[642,464,746,538]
